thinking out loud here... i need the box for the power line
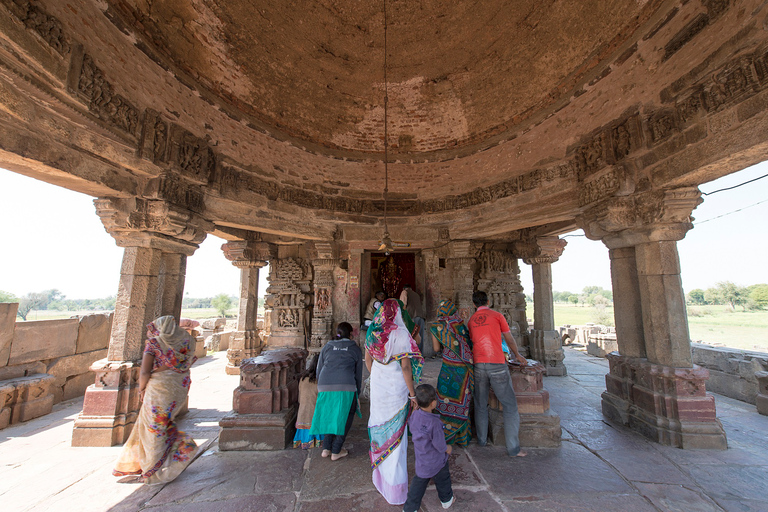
[694,198,768,225]
[701,172,768,195]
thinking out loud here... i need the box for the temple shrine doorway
[370,252,416,300]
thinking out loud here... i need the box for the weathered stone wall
[0,308,112,407]
[691,343,768,405]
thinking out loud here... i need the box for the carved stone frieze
[475,247,527,336]
[77,55,140,137]
[144,174,205,214]
[221,240,273,269]
[168,125,216,185]
[515,236,568,265]
[309,255,338,349]
[578,187,702,248]
[576,132,607,180]
[579,168,622,207]
[264,258,312,347]
[94,197,212,253]
[140,109,169,164]
[2,0,70,55]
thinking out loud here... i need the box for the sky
[0,162,767,300]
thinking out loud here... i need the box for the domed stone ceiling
[108,0,654,160]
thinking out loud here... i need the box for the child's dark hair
[299,355,319,383]
[415,383,437,408]
[336,321,353,339]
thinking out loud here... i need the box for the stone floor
[2,347,767,512]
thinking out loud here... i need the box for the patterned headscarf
[147,316,196,372]
[431,299,473,365]
[365,299,423,379]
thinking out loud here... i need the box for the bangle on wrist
[408,395,416,400]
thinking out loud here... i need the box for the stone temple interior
[3,0,767,450]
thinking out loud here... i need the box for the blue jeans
[402,459,452,512]
[473,363,522,456]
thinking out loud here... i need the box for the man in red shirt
[467,290,528,457]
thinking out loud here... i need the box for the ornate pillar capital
[95,197,213,255]
[578,187,702,249]
[515,236,568,265]
[221,240,273,268]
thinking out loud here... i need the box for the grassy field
[554,303,768,352]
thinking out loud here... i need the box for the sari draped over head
[365,299,423,505]
[430,299,474,446]
[113,316,198,485]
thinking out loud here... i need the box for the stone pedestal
[756,371,768,416]
[530,330,567,376]
[0,373,55,429]
[72,360,141,446]
[219,348,306,451]
[226,330,262,375]
[587,332,618,358]
[602,353,727,449]
[488,361,561,448]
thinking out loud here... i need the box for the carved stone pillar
[309,242,338,353]
[517,237,567,376]
[264,255,312,349]
[579,187,727,449]
[476,245,528,354]
[72,198,211,447]
[222,239,272,375]
[448,241,477,321]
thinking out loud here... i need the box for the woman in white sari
[113,316,198,484]
[365,299,423,505]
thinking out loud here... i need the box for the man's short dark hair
[403,284,412,289]
[415,383,437,408]
[472,290,489,307]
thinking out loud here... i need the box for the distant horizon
[1,162,767,301]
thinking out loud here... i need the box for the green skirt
[308,391,360,435]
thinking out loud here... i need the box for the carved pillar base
[71,359,141,447]
[488,361,561,448]
[219,348,306,451]
[529,330,567,376]
[755,371,768,416]
[602,353,727,449]
[226,329,263,375]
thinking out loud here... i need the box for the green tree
[568,294,579,305]
[748,284,768,309]
[0,290,17,303]
[712,281,749,311]
[687,288,706,305]
[211,293,234,317]
[16,292,47,320]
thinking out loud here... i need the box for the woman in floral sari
[430,299,474,446]
[365,299,423,505]
[113,316,198,485]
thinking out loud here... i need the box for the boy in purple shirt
[403,384,455,511]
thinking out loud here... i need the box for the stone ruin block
[75,313,112,354]
[9,318,79,365]
[0,373,55,429]
[587,333,618,358]
[0,302,18,367]
[487,360,560,448]
[756,371,768,416]
[219,348,306,451]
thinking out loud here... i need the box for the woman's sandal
[321,449,331,458]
